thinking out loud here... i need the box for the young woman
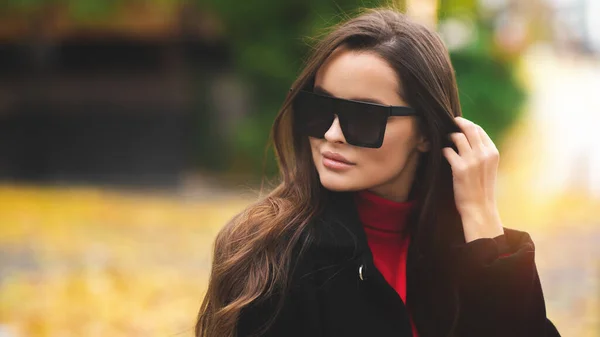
[196,8,561,337]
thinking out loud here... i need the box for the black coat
[237,192,561,337]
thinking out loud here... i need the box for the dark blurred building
[0,2,227,187]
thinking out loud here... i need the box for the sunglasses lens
[292,90,389,148]
[293,91,334,139]
[337,100,388,147]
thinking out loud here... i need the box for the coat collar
[307,190,426,280]
[310,191,370,255]
[307,190,475,337]
[307,190,398,283]
[311,190,418,253]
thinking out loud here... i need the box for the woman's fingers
[447,117,500,177]
[442,146,463,170]
[449,132,471,156]
[455,116,484,151]
[476,125,500,192]
[477,124,496,151]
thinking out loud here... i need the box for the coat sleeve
[455,228,561,337]
[236,249,321,337]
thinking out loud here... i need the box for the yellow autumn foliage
[0,185,249,337]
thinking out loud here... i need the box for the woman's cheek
[366,143,405,182]
[355,151,385,185]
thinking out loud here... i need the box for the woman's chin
[319,173,361,192]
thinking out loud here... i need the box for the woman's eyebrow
[313,85,386,105]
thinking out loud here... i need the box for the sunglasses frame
[292,89,419,148]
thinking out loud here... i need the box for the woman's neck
[362,189,409,203]
[353,189,416,233]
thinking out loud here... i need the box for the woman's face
[309,46,429,201]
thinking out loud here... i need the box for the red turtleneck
[354,189,419,337]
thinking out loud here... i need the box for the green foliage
[0,0,161,21]
[67,0,119,22]
[199,1,526,178]
[439,0,477,17]
[0,0,118,17]
[438,0,526,143]
[2,0,526,178]
[449,20,525,143]
[200,0,384,176]
[0,0,47,11]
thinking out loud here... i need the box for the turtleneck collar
[353,189,416,234]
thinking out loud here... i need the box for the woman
[196,7,561,337]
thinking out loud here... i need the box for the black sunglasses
[292,89,418,148]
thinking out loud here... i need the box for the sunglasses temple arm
[390,106,418,116]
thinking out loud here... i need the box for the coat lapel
[309,190,412,284]
[309,190,416,337]
[310,191,371,259]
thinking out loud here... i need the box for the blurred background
[0,0,599,336]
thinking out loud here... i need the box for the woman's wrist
[461,209,504,243]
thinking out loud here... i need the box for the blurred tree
[0,0,526,180]
[439,0,477,16]
[449,21,525,144]
[438,0,526,144]
[201,0,525,179]
[0,0,119,20]
[199,0,383,177]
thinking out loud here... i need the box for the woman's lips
[322,151,355,170]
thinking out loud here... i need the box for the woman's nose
[323,115,347,144]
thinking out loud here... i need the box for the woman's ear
[416,134,430,153]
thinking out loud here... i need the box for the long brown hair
[196,6,465,337]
